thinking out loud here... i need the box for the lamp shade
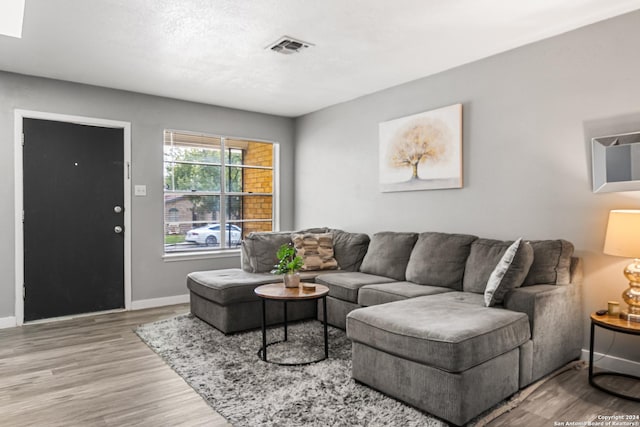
[603,210,640,258]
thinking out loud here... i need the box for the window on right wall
[163,130,277,254]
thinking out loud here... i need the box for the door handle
[114,226,123,234]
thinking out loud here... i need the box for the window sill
[162,249,241,262]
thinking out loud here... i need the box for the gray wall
[0,71,295,318]
[295,11,640,361]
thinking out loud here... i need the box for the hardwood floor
[0,304,229,427]
[488,365,640,426]
[1,305,637,427]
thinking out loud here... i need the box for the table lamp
[603,209,640,322]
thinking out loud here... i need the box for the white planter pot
[283,272,300,288]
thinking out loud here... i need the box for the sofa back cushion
[291,232,338,271]
[241,227,329,273]
[241,231,292,273]
[406,232,478,289]
[463,238,514,293]
[484,238,534,306]
[330,229,370,272]
[522,239,574,285]
[359,232,418,281]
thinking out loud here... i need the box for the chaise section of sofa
[187,228,369,333]
[348,292,531,426]
[187,269,316,334]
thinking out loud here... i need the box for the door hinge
[127,161,130,179]
[23,284,26,299]
[22,210,24,223]
[21,133,25,146]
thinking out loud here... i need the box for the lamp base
[620,310,640,323]
[621,260,640,323]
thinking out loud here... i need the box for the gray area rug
[135,314,446,426]
[136,314,584,426]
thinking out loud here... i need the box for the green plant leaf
[272,243,303,274]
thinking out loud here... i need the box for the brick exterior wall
[242,141,273,235]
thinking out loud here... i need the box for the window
[163,130,276,254]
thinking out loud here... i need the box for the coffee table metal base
[258,297,328,366]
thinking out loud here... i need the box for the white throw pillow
[484,238,533,307]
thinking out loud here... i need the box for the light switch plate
[134,185,147,196]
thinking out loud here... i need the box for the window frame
[162,129,279,260]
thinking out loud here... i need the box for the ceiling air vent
[267,36,314,55]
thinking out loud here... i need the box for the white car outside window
[185,224,242,246]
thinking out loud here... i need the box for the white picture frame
[379,103,462,192]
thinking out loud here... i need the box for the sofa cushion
[523,240,574,285]
[405,232,478,290]
[346,292,531,373]
[187,269,282,305]
[330,229,370,271]
[241,231,292,273]
[464,238,533,295]
[291,232,338,271]
[359,232,418,281]
[463,238,511,293]
[358,282,453,307]
[484,238,534,306]
[298,270,344,282]
[241,228,329,273]
[315,272,396,303]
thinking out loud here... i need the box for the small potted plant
[272,243,304,288]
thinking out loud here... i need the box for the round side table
[254,283,330,366]
[589,312,640,401]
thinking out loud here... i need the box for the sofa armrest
[503,257,583,383]
[504,257,583,332]
[503,284,578,335]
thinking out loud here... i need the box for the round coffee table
[254,283,329,365]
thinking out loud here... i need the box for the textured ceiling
[1,0,639,117]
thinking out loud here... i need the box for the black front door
[23,118,125,321]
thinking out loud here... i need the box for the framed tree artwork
[379,103,462,192]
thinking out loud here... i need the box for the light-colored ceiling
[1,0,640,117]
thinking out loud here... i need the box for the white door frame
[14,109,132,325]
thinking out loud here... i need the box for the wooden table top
[591,312,640,334]
[254,283,329,301]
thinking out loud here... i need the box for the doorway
[15,111,131,324]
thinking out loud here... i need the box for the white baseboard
[0,296,189,328]
[131,294,190,310]
[581,349,640,376]
[0,316,17,329]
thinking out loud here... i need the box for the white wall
[295,11,640,361]
[0,72,295,320]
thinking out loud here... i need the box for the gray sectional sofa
[186,227,582,426]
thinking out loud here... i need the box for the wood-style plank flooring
[1,304,637,426]
[0,304,229,427]
[488,365,640,426]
